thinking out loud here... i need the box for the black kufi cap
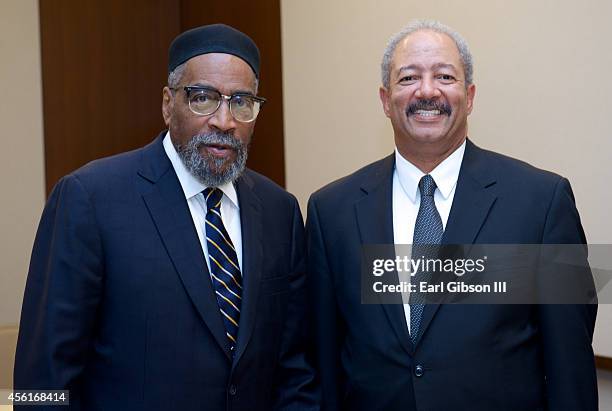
[168,24,260,78]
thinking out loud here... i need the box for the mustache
[189,131,243,150]
[406,99,452,116]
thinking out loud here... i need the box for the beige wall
[0,0,45,387]
[1,0,610,393]
[281,0,612,357]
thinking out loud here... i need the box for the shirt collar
[162,131,239,208]
[394,139,466,203]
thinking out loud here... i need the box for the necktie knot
[418,174,437,197]
[203,187,223,210]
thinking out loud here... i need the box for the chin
[202,152,236,165]
[411,133,448,144]
[206,161,232,175]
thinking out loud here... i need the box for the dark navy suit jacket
[306,140,597,411]
[15,133,318,411]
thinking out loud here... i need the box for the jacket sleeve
[537,177,598,411]
[14,174,104,410]
[305,196,344,411]
[272,197,320,410]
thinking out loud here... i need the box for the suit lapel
[232,172,263,365]
[442,141,497,245]
[355,155,413,355]
[138,135,231,359]
[413,139,497,347]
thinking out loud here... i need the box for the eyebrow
[190,82,255,95]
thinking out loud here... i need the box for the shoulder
[75,147,144,179]
[477,145,560,178]
[50,138,161,201]
[309,155,393,206]
[467,142,566,193]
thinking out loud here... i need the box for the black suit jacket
[15,133,318,411]
[306,140,597,411]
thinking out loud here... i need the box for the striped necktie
[203,187,242,350]
[410,174,443,345]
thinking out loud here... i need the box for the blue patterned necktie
[410,174,443,344]
[203,187,242,350]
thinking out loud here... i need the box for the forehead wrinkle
[397,64,421,73]
[396,62,458,75]
[432,63,458,71]
[392,55,463,83]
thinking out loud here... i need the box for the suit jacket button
[414,365,425,377]
[229,384,237,396]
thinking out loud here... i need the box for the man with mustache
[15,24,318,411]
[307,20,597,410]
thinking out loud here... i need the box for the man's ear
[162,87,173,126]
[466,83,476,115]
[379,86,391,118]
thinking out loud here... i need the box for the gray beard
[176,131,248,187]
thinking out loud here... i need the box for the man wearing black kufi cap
[15,24,319,411]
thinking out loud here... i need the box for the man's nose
[415,76,441,99]
[208,100,236,132]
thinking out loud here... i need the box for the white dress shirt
[163,132,243,273]
[392,140,466,333]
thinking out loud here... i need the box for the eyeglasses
[172,85,266,123]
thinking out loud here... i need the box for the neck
[396,136,466,173]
